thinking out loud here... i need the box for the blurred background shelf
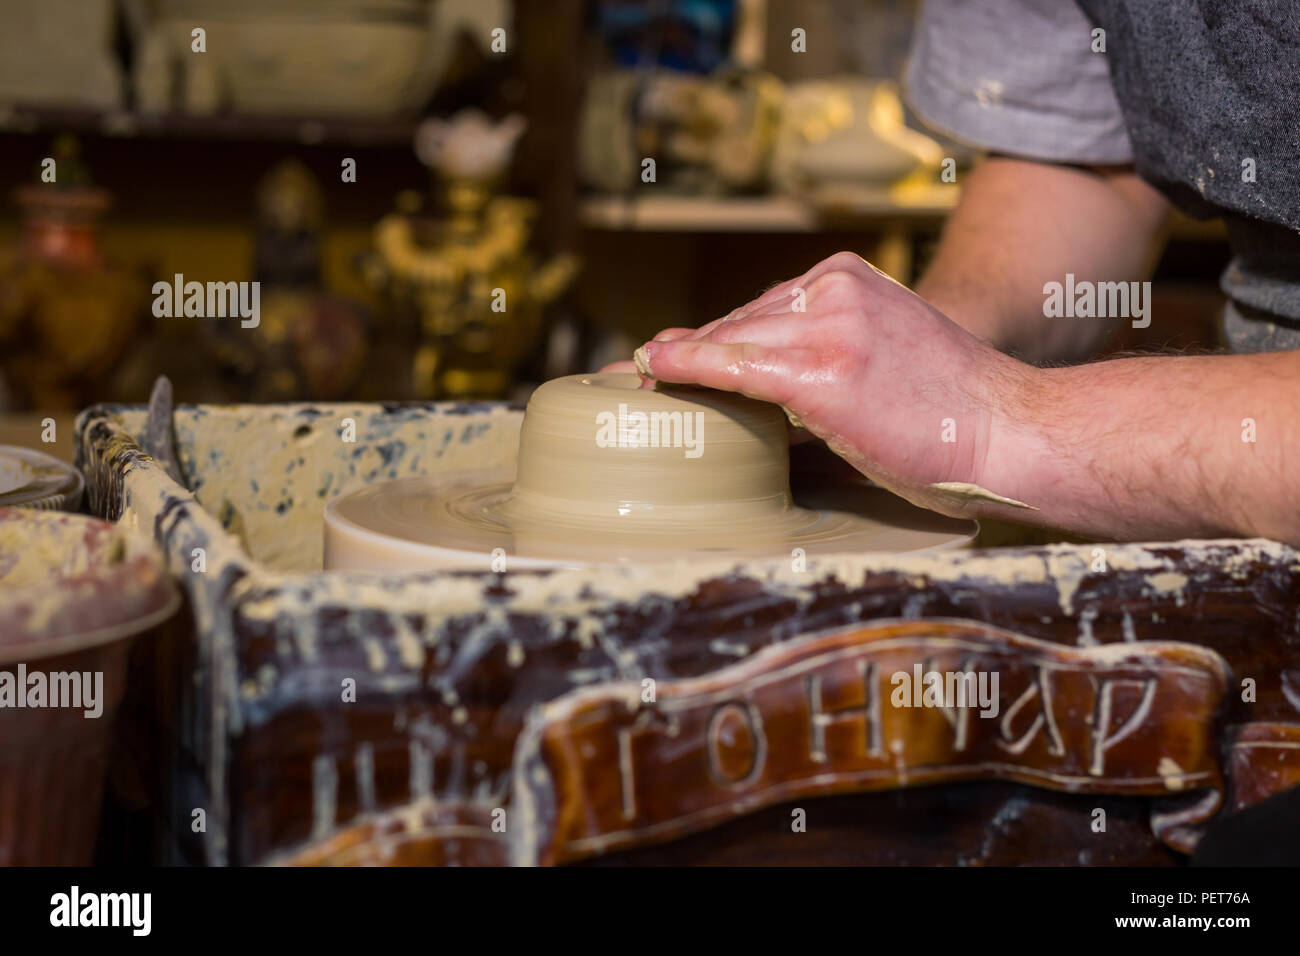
[583,194,820,232]
[580,188,958,233]
[0,0,1234,418]
[0,105,419,147]
[580,192,1224,239]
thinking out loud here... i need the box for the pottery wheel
[324,373,977,570]
[0,446,84,511]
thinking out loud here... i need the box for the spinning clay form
[324,373,976,570]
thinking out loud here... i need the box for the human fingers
[651,327,696,342]
[685,251,878,342]
[636,338,816,412]
[691,305,818,350]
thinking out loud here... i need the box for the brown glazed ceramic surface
[76,400,1300,867]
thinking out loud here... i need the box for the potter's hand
[625,251,1039,520]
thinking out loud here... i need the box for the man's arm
[630,253,1300,547]
[987,349,1300,543]
[915,156,1172,363]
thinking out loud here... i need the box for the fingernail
[633,343,655,377]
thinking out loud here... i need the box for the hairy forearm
[978,350,1300,544]
[916,156,1171,363]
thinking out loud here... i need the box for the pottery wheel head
[501,372,792,526]
[323,372,978,570]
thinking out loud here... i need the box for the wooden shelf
[582,192,1231,246]
[0,104,418,148]
[581,189,958,233]
[582,195,817,232]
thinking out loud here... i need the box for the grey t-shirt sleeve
[904,0,1133,164]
